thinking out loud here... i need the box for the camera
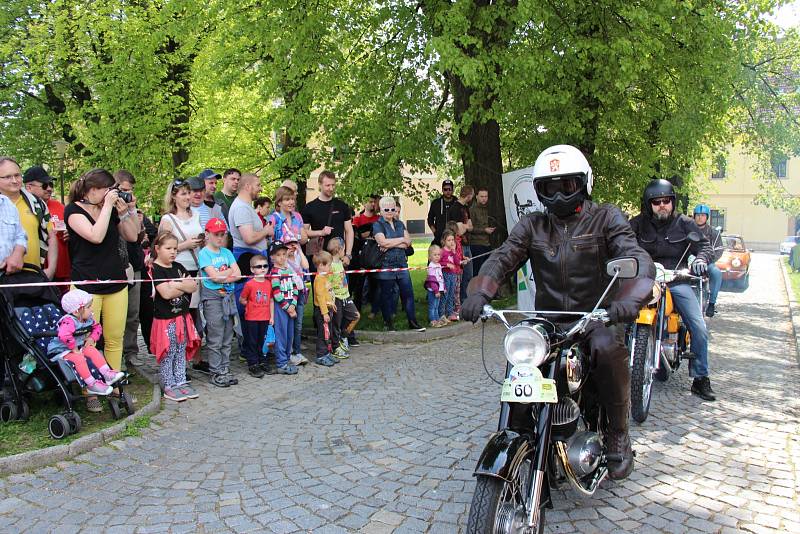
[112,186,133,203]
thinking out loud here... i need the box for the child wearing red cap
[198,217,242,388]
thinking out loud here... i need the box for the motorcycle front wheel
[466,449,545,534]
[630,324,656,423]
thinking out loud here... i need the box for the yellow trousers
[88,287,129,370]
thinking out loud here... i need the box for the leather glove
[692,260,708,276]
[461,292,491,323]
[607,300,641,325]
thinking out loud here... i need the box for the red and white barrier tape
[0,265,438,288]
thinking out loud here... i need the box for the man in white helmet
[462,144,655,480]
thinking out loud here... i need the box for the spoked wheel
[466,447,544,534]
[630,325,656,423]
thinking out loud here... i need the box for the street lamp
[53,139,69,203]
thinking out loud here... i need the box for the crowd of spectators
[0,159,496,404]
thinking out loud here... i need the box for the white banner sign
[501,166,544,311]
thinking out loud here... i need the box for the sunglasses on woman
[382,208,397,212]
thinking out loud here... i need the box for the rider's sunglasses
[534,176,581,198]
[650,197,672,206]
[251,264,268,269]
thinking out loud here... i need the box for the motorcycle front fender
[635,308,657,326]
[473,428,530,480]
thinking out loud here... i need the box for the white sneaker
[290,353,309,366]
[103,370,125,385]
[86,381,113,395]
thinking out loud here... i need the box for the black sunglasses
[251,264,268,269]
[650,197,672,206]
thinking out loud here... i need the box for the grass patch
[0,373,153,458]
[783,257,800,302]
[123,414,152,438]
[302,239,517,331]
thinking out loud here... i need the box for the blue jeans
[379,272,416,324]
[426,290,441,322]
[707,264,722,305]
[460,245,473,303]
[273,306,295,368]
[292,296,306,355]
[441,272,458,318]
[669,283,709,378]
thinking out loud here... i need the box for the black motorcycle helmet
[641,179,676,217]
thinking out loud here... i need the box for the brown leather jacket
[468,200,655,313]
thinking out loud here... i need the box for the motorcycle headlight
[503,324,550,367]
[731,258,742,268]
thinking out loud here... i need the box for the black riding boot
[605,402,634,480]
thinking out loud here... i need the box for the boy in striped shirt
[269,241,299,375]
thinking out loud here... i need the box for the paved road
[0,253,798,533]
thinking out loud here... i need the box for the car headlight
[731,258,742,268]
[503,324,550,367]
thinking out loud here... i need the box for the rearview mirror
[606,257,639,279]
[687,231,701,243]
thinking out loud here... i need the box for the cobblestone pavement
[0,253,798,533]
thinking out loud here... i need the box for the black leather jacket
[697,224,723,262]
[468,200,655,313]
[628,212,713,272]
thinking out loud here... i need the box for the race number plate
[500,365,558,404]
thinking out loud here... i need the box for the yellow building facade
[697,148,798,250]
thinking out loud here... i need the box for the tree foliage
[0,0,796,222]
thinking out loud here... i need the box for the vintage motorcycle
[466,257,639,534]
[627,235,706,423]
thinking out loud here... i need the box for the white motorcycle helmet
[531,145,593,217]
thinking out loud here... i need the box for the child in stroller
[47,289,125,396]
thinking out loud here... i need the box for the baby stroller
[0,266,135,439]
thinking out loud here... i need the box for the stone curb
[303,318,480,343]
[0,383,161,477]
[779,258,800,366]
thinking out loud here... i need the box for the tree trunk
[449,75,506,241]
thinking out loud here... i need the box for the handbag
[405,245,415,257]
[359,238,386,269]
[306,202,335,256]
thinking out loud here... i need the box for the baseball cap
[23,166,54,185]
[198,168,221,181]
[205,217,228,233]
[269,241,289,256]
[442,179,454,188]
[187,176,205,190]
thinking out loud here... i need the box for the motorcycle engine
[566,431,603,477]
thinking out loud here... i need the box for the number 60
[514,384,533,397]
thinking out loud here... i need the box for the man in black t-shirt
[426,179,458,245]
[301,170,354,267]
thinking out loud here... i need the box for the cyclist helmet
[641,179,676,215]
[693,204,710,217]
[531,145,592,217]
